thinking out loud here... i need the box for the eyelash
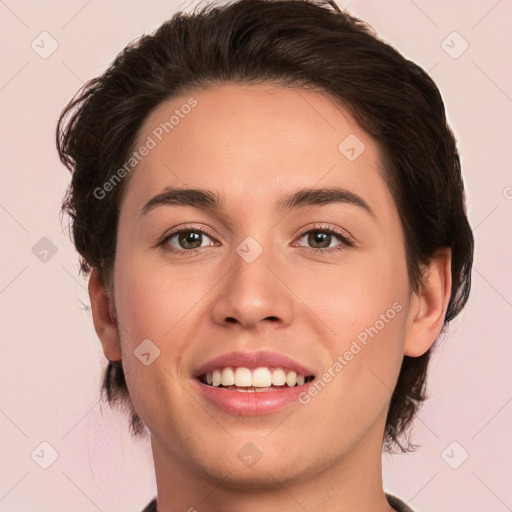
[157,223,355,256]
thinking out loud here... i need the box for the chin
[184,438,323,491]
[198,458,307,491]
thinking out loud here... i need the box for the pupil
[180,231,201,249]
[310,231,329,248]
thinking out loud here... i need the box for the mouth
[193,351,316,415]
[198,366,315,391]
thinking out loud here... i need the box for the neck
[150,425,395,512]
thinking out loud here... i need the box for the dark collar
[142,494,414,511]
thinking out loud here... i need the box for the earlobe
[404,249,452,357]
[88,267,122,362]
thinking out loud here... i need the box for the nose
[210,243,295,330]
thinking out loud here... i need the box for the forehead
[121,83,389,216]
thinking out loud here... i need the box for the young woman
[56,1,473,510]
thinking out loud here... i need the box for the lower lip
[195,380,310,415]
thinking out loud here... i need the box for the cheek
[111,246,227,415]
[113,267,166,343]
[113,240,217,343]
[111,250,209,426]
[255,255,409,462]
[295,245,409,408]
[114,212,175,343]
[299,243,409,339]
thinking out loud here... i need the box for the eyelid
[294,222,355,245]
[156,223,218,249]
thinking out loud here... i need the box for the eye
[293,224,354,254]
[157,223,354,256]
[158,225,218,254]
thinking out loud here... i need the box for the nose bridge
[210,234,294,328]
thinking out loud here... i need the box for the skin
[89,83,451,512]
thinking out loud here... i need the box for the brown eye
[306,231,334,249]
[297,230,344,250]
[162,229,216,252]
[177,230,203,249]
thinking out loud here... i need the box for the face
[110,83,414,487]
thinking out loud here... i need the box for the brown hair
[57,0,474,452]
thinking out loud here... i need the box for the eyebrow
[139,185,373,219]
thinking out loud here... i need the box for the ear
[88,267,122,361]
[404,249,452,357]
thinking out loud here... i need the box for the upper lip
[193,351,315,378]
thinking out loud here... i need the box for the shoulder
[386,493,416,512]
[141,498,157,512]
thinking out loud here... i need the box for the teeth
[212,370,222,387]
[253,367,272,387]
[271,368,286,386]
[234,367,252,387]
[224,386,272,392]
[286,370,297,387]
[221,367,235,386]
[203,366,311,388]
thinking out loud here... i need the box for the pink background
[1,0,511,510]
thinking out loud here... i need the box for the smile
[193,351,316,415]
[199,366,315,390]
